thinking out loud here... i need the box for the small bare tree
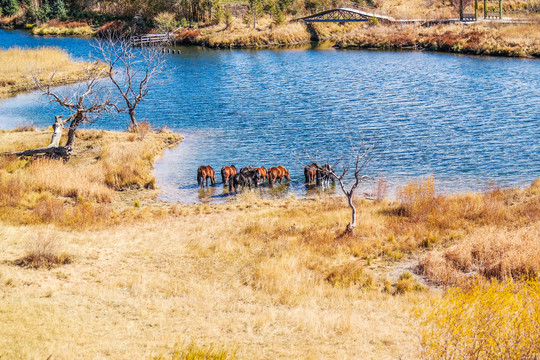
[3,62,115,161]
[307,139,377,235]
[95,37,167,130]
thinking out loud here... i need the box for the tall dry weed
[416,278,540,359]
[419,224,540,284]
[14,232,72,269]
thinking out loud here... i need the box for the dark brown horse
[268,165,290,187]
[229,170,261,193]
[255,166,268,184]
[304,163,319,184]
[221,165,237,185]
[197,165,216,187]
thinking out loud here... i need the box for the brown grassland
[0,47,96,99]
[0,127,539,358]
[179,19,540,57]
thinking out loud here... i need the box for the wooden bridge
[130,33,172,47]
[295,1,515,23]
[296,4,395,23]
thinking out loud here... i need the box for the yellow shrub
[416,278,540,359]
[397,177,437,220]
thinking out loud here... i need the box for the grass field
[0,47,94,99]
[1,126,539,358]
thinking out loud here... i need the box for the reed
[335,23,540,57]
[0,47,92,98]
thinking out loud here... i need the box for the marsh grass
[31,20,94,36]
[0,47,94,98]
[0,129,181,227]
[335,23,540,57]
[196,18,311,48]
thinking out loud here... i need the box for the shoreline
[2,19,539,59]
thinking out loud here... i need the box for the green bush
[0,0,19,16]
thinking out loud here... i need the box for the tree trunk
[128,108,138,130]
[346,194,357,235]
[65,113,84,148]
[1,115,71,161]
[48,115,65,147]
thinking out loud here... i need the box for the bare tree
[2,62,115,161]
[307,139,377,235]
[95,37,167,130]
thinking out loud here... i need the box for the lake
[1,29,539,203]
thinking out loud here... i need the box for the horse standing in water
[197,165,216,187]
[221,165,237,185]
[229,170,261,193]
[268,165,290,187]
[304,163,319,184]
[255,166,268,184]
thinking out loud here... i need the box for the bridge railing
[295,2,392,21]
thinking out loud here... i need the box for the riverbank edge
[175,22,540,59]
[0,47,108,100]
[0,128,183,212]
[2,19,539,59]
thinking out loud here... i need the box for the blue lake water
[1,29,539,203]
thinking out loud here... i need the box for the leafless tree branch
[94,35,168,130]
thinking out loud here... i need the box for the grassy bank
[0,47,96,99]
[1,128,539,358]
[335,22,540,58]
[176,18,540,58]
[31,20,95,36]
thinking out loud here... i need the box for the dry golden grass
[0,128,181,227]
[420,223,540,284]
[31,20,95,36]
[335,22,540,57]
[195,17,311,48]
[0,204,420,359]
[13,232,73,269]
[415,278,540,359]
[181,16,539,57]
[0,130,539,358]
[0,47,95,98]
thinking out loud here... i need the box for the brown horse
[255,166,268,184]
[268,165,290,187]
[221,165,237,185]
[197,165,216,187]
[304,163,319,184]
[277,165,290,181]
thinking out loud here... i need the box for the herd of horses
[197,163,335,193]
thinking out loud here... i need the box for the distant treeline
[0,0,375,25]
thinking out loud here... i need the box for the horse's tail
[229,175,234,192]
[197,167,203,187]
[304,167,309,184]
[316,168,321,186]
